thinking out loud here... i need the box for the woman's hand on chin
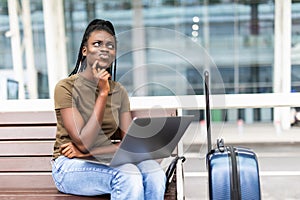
[92,60,111,95]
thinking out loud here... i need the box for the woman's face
[82,30,116,70]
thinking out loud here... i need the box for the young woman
[51,19,166,200]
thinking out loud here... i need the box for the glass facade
[62,0,276,96]
[0,0,299,122]
[292,0,300,92]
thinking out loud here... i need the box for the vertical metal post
[43,0,68,99]
[233,0,239,95]
[203,0,210,72]
[132,0,147,96]
[232,0,240,122]
[281,0,292,130]
[7,0,25,99]
[175,108,185,200]
[21,0,38,99]
[274,0,291,130]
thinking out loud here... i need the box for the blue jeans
[51,156,166,200]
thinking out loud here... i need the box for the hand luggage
[204,71,261,200]
[165,156,186,192]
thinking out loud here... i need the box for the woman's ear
[82,46,87,56]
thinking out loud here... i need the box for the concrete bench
[0,107,181,199]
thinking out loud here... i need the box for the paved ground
[180,121,300,200]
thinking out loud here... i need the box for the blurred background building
[0,0,299,124]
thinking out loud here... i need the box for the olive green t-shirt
[52,74,130,159]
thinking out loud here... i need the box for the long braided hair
[69,19,117,80]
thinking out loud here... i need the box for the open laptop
[76,115,193,167]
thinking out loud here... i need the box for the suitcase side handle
[217,138,225,152]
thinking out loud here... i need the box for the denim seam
[63,167,115,174]
[52,168,66,193]
[111,170,121,199]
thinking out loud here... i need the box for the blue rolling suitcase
[204,71,261,200]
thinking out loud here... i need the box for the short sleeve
[54,79,73,109]
[119,84,130,113]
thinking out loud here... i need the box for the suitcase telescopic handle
[204,70,212,153]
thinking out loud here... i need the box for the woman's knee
[112,164,144,198]
[138,160,166,184]
[145,167,166,190]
